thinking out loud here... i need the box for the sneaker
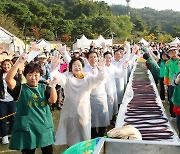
[2,135,9,144]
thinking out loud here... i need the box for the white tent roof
[138,38,149,46]
[80,35,88,41]
[73,35,113,50]
[169,37,180,45]
[0,26,14,44]
[0,26,25,53]
[36,39,51,52]
[97,35,105,42]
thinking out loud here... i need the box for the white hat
[73,50,80,53]
[38,53,47,58]
[168,45,177,52]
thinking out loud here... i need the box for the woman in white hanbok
[53,57,106,146]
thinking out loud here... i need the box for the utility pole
[126,0,131,16]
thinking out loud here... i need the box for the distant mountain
[111,5,180,36]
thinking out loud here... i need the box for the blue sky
[95,0,180,12]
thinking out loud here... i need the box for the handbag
[173,105,180,116]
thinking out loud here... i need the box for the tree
[0,14,22,38]
[61,34,71,44]
[172,26,180,37]
[41,29,55,40]
[29,26,43,40]
[149,26,161,39]
[91,16,112,36]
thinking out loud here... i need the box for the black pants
[91,127,106,139]
[21,145,53,154]
[159,78,165,100]
[0,101,16,137]
[168,85,176,118]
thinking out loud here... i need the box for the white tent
[0,26,25,53]
[138,38,149,46]
[36,39,51,52]
[169,37,180,46]
[73,34,113,50]
[76,35,91,49]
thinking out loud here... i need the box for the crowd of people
[0,41,179,153]
[143,43,180,137]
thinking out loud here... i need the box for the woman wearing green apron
[5,53,58,154]
[171,60,180,138]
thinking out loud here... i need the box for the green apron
[146,57,160,81]
[9,83,55,150]
[171,72,180,106]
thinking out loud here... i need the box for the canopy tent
[73,35,113,50]
[0,26,25,53]
[36,39,51,52]
[168,37,180,46]
[138,38,149,46]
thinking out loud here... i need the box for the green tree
[41,29,55,40]
[0,14,22,38]
[172,26,180,37]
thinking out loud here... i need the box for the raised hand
[15,53,28,65]
[101,42,106,49]
[132,44,139,52]
[124,41,130,51]
[56,44,66,55]
[50,53,61,72]
[97,57,105,71]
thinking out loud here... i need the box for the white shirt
[0,73,13,102]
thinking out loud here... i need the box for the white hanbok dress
[54,69,105,146]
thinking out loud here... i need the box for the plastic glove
[124,41,130,51]
[97,57,105,71]
[50,53,61,72]
[101,42,106,49]
[49,77,58,88]
[14,53,28,68]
